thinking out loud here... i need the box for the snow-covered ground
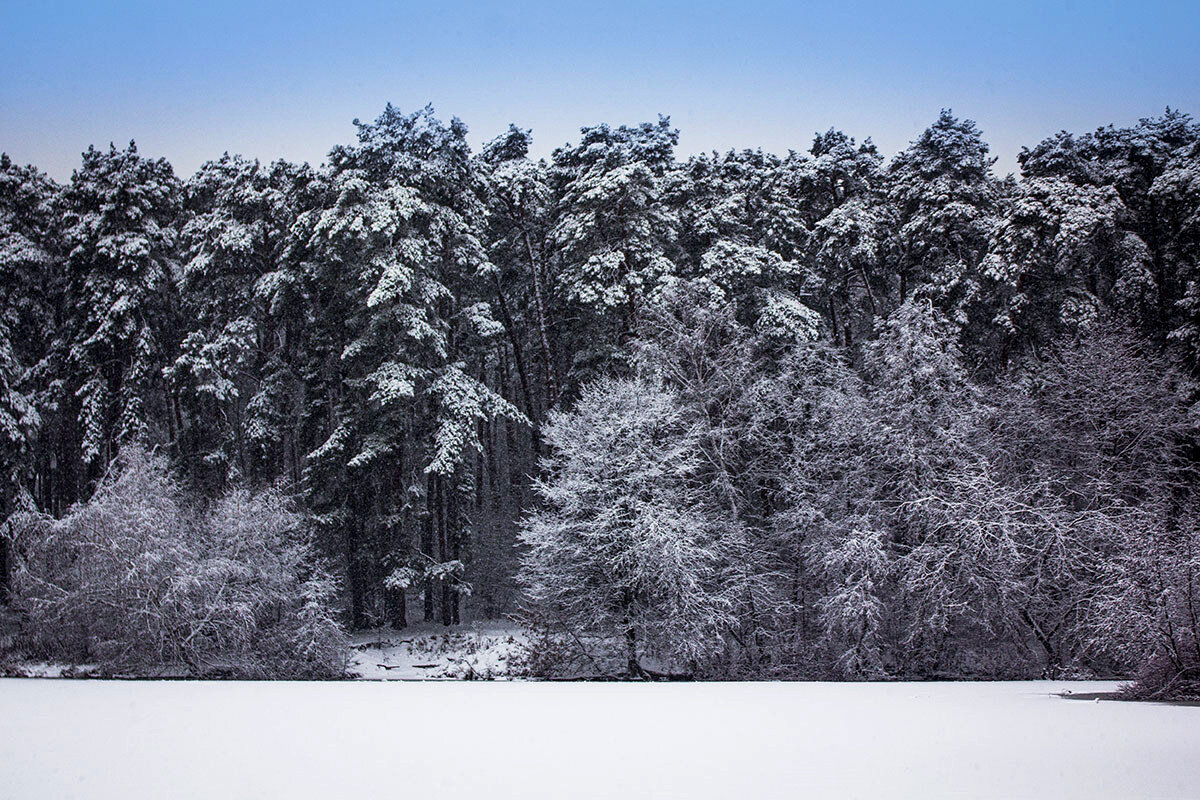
[1,679,1197,799]
[349,620,527,679]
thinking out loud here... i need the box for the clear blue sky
[2,0,1198,181]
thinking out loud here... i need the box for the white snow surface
[349,620,527,679]
[1,679,1197,799]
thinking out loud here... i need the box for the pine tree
[983,176,1132,367]
[792,130,892,346]
[665,147,819,341]
[1149,138,1200,369]
[888,111,1001,336]
[0,155,58,598]
[1019,109,1200,356]
[550,117,680,370]
[478,125,558,415]
[294,106,521,627]
[168,154,312,490]
[57,142,182,486]
[0,154,55,502]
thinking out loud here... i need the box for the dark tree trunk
[828,296,839,344]
[388,449,408,630]
[448,474,461,625]
[437,473,452,626]
[423,474,435,622]
[347,514,366,630]
[386,585,407,630]
[522,229,558,408]
[625,626,642,678]
[0,518,10,606]
[491,275,538,427]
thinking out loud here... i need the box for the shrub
[6,446,348,678]
[1097,505,1200,700]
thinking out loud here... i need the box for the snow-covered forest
[2,106,1199,694]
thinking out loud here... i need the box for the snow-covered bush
[6,446,347,678]
[1096,505,1200,700]
[518,376,737,676]
[1019,322,1200,693]
[809,520,890,678]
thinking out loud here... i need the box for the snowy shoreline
[5,619,1147,686]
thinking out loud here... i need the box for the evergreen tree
[294,106,520,627]
[168,154,313,490]
[0,154,58,597]
[983,176,1132,367]
[56,142,182,487]
[888,111,1001,338]
[478,125,558,416]
[1019,110,1200,358]
[800,130,891,346]
[550,117,680,378]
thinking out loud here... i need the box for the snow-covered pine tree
[0,154,57,598]
[800,130,892,347]
[888,111,1001,345]
[57,142,182,487]
[1018,110,1200,359]
[1148,131,1200,369]
[982,176,1132,367]
[168,154,313,490]
[294,106,521,627]
[478,125,558,417]
[665,147,819,342]
[549,117,680,379]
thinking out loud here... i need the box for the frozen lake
[1,679,1196,799]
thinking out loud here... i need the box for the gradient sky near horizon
[2,0,1198,181]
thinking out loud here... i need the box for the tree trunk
[491,274,538,425]
[828,295,840,344]
[0,517,10,606]
[347,514,366,630]
[423,474,435,622]
[388,448,408,629]
[387,586,407,630]
[625,626,642,678]
[437,473,452,626]
[448,474,461,625]
[522,229,558,408]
